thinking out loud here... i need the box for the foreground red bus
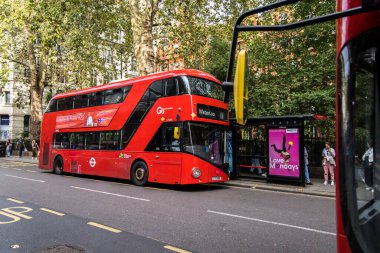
[39,69,230,185]
[336,1,379,252]
[223,0,379,252]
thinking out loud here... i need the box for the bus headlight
[192,168,201,178]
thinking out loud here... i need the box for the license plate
[212,176,222,181]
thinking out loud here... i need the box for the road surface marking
[40,208,65,216]
[207,210,336,236]
[113,182,129,185]
[164,245,191,253]
[5,175,45,183]
[7,198,24,204]
[70,186,150,202]
[87,222,122,233]
[26,170,36,173]
[12,168,22,171]
[144,187,167,191]
[225,185,335,200]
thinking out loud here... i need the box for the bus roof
[53,69,220,99]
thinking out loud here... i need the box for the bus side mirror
[234,50,248,125]
[174,127,180,140]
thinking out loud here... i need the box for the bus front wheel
[53,156,64,175]
[131,161,148,186]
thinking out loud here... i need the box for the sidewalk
[0,156,335,197]
[222,177,336,198]
[1,155,38,164]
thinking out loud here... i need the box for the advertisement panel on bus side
[56,108,118,129]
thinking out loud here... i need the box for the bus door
[146,123,182,184]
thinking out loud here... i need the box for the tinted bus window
[100,131,120,150]
[164,78,177,96]
[54,133,70,149]
[146,123,181,152]
[70,133,85,150]
[149,80,163,100]
[45,99,57,112]
[104,89,123,105]
[74,95,88,109]
[58,97,74,111]
[85,132,99,150]
[88,92,103,106]
[177,77,188,95]
[186,76,224,101]
[123,86,132,100]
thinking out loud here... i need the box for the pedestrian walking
[250,127,263,175]
[5,140,11,157]
[8,139,13,156]
[31,139,39,160]
[322,142,335,186]
[304,146,312,185]
[17,137,26,158]
[362,142,373,191]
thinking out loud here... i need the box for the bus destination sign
[197,104,228,121]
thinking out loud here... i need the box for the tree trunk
[24,26,45,140]
[130,0,159,76]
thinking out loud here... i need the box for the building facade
[0,62,31,141]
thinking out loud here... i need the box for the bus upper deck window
[164,78,176,96]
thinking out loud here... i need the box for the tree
[204,36,230,81]
[244,0,336,137]
[0,0,131,139]
[129,0,160,76]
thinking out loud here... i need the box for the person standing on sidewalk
[322,142,336,186]
[5,140,11,157]
[304,146,312,185]
[31,140,39,160]
[8,139,13,156]
[17,137,26,158]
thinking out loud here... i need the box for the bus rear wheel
[131,161,148,186]
[53,156,64,175]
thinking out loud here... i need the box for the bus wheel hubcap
[135,168,144,181]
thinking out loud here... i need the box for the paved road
[0,160,336,253]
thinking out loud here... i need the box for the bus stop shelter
[230,114,326,186]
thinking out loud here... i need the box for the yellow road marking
[144,187,167,191]
[40,208,65,216]
[113,182,127,185]
[164,245,192,253]
[2,207,33,219]
[7,198,24,204]
[87,222,122,233]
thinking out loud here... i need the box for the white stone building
[0,62,31,141]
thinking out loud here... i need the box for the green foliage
[243,0,336,137]
[204,36,230,81]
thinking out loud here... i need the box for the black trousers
[364,164,374,187]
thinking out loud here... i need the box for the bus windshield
[182,76,224,101]
[182,122,227,168]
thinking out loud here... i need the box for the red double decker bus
[39,69,230,186]
[336,1,380,252]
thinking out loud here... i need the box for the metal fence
[304,137,335,167]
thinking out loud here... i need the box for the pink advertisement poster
[56,108,118,129]
[268,128,300,178]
